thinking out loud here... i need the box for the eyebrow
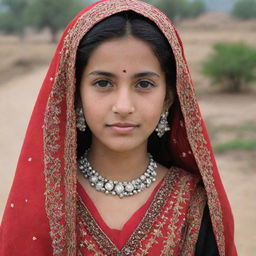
[88,70,160,78]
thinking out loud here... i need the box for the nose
[112,87,135,116]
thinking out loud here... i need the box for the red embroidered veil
[0,0,237,255]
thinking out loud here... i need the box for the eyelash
[92,79,156,90]
[92,80,111,88]
[136,80,155,89]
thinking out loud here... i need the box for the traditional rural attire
[0,0,237,255]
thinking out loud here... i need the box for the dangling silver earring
[76,107,86,132]
[155,110,170,138]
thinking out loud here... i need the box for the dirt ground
[0,12,256,255]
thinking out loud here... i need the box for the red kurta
[76,167,206,255]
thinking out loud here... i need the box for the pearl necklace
[78,151,158,198]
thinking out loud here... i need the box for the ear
[163,87,175,112]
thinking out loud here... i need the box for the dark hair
[76,11,177,167]
[76,11,176,92]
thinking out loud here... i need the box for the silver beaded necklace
[78,150,158,198]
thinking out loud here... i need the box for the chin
[106,143,142,153]
[98,137,147,153]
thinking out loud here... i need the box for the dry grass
[0,33,56,84]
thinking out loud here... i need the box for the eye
[136,80,155,90]
[93,80,112,88]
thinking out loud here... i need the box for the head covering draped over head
[0,0,237,255]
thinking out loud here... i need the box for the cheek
[80,85,99,109]
[149,87,166,110]
[80,87,98,122]
[139,93,165,124]
[81,99,100,121]
[144,103,162,123]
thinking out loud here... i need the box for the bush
[214,140,256,153]
[232,0,256,19]
[203,42,256,92]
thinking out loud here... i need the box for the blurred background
[0,0,255,254]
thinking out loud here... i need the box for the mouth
[106,123,139,134]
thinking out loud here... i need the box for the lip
[109,122,139,127]
[106,123,139,134]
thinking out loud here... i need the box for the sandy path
[0,66,47,217]
[216,153,256,255]
[0,67,255,255]
[199,96,256,255]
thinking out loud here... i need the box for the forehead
[83,36,163,74]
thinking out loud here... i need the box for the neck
[87,143,149,182]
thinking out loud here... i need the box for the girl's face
[80,36,170,153]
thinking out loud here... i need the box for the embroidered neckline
[77,174,163,234]
[77,167,180,255]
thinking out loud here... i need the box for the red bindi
[123,69,127,73]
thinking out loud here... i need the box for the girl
[0,0,237,255]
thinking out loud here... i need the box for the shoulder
[167,166,202,187]
[157,164,206,202]
[167,166,207,218]
[164,166,206,203]
[158,164,199,182]
[171,166,207,208]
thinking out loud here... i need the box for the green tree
[203,42,256,92]
[232,0,256,19]
[0,0,30,36]
[25,0,84,43]
[145,0,206,22]
[179,0,206,19]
